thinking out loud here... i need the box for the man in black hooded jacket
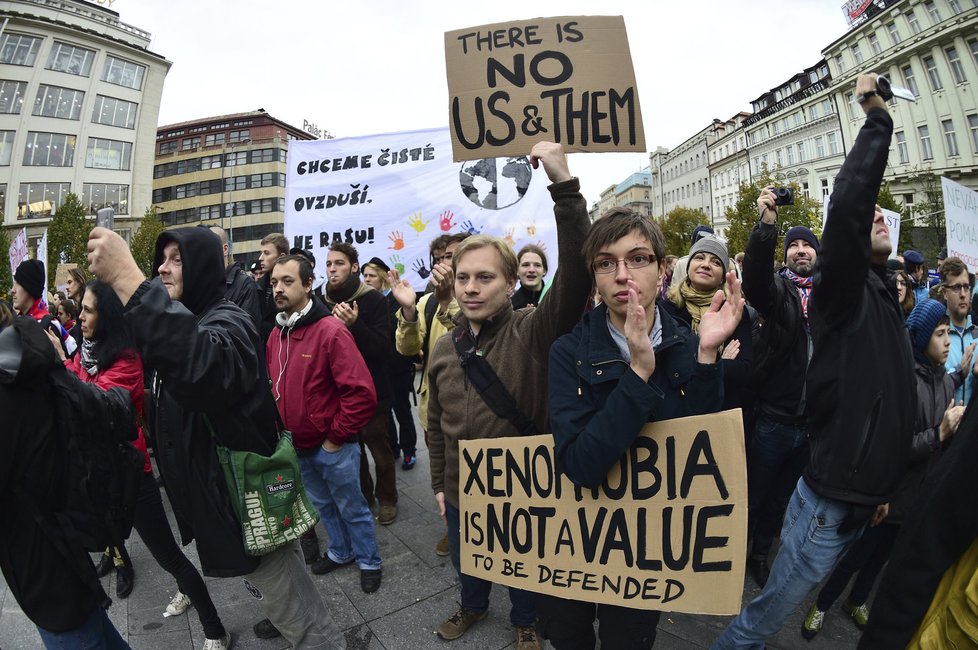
[87,225,346,649]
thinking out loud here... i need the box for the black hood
[152,227,225,316]
[0,318,58,385]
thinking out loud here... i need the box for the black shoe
[116,564,134,599]
[253,618,282,639]
[311,555,348,575]
[747,555,770,588]
[300,530,320,565]
[360,569,382,593]
[95,554,113,578]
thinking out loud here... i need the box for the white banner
[8,227,27,279]
[943,177,978,273]
[822,196,901,259]
[285,127,557,290]
[36,228,48,281]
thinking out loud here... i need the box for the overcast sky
[118,1,852,206]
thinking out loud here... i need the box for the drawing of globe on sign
[459,156,532,210]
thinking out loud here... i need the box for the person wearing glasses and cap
[939,256,978,405]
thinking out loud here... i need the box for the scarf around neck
[80,338,99,375]
[780,267,813,319]
[677,281,719,333]
[324,274,373,307]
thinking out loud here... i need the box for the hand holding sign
[529,141,571,184]
[697,271,745,362]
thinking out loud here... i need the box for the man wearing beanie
[738,215,820,587]
[903,249,929,304]
[715,72,916,649]
[802,298,965,639]
[12,259,73,354]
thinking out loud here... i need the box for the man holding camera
[713,72,916,648]
[740,188,819,587]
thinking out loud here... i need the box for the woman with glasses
[894,269,915,318]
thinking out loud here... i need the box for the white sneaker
[202,632,232,650]
[164,591,192,616]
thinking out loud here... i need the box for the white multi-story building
[743,60,847,206]
[708,112,751,237]
[588,168,652,221]
[0,0,170,244]
[649,124,715,222]
[823,0,978,208]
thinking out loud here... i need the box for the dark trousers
[386,365,417,457]
[537,593,660,649]
[134,472,225,640]
[747,416,809,558]
[816,521,901,610]
[358,400,398,507]
[445,503,536,626]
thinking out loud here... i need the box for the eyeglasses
[944,283,971,294]
[592,253,656,274]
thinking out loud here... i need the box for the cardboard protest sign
[285,127,556,290]
[459,409,747,615]
[943,177,978,272]
[445,16,646,161]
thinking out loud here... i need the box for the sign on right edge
[943,177,978,272]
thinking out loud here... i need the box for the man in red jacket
[266,254,383,594]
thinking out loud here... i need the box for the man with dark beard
[740,207,820,587]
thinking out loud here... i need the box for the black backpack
[15,364,143,606]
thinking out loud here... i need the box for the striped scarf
[781,267,813,319]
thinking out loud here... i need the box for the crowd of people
[2,72,977,650]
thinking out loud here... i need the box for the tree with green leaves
[877,181,914,254]
[659,207,708,257]
[0,224,11,302]
[45,193,90,290]
[905,171,945,260]
[131,206,166,278]
[724,175,822,262]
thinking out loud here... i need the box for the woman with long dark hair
[51,281,231,650]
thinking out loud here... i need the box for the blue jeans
[747,417,809,557]
[37,606,129,650]
[712,478,866,649]
[445,503,537,626]
[299,442,381,570]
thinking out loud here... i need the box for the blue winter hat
[903,250,925,266]
[691,224,715,244]
[906,298,948,354]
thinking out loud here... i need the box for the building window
[906,10,922,34]
[949,0,962,13]
[85,137,132,170]
[835,54,846,75]
[225,176,247,192]
[918,125,934,160]
[0,80,26,114]
[923,0,941,23]
[17,182,71,219]
[0,33,41,66]
[32,85,84,120]
[45,42,95,76]
[23,132,76,166]
[887,22,901,45]
[775,149,783,166]
[228,129,250,144]
[902,65,920,96]
[204,132,225,147]
[786,144,795,164]
[811,102,821,120]
[923,56,943,91]
[102,56,146,90]
[946,47,967,84]
[869,33,882,55]
[225,150,247,166]
[815,136,825,158]
[896,131,910,163]
[91,95,137,128]
[969,114,978,153]
[797,141,806,161]
[158,140,177,155]
[802,181,810,198]
[198,205,221,220]
[943,119,959,157]
[181,137,200,151]
[200,154,222,169]
[0,131,14,165]
[851,44,864,64]
[971,39,978,67]
[846,92,859,119]
[82,183,129,215]
[821,178,830,198]
[827,132,840,155]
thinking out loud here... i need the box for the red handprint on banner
[439,211,456,232]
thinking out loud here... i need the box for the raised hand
[697,270,746,361]
[528,141,572,184]
[412,258,431,279]
[390,254,405,275]
[407,212,429,233]
[439,210,456,232]
[624,280,655,381]
[87,226,145,304]
[388,230,405,250]
[462,219,481,235]
[431,262,455,305]
[332,301,359,328]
